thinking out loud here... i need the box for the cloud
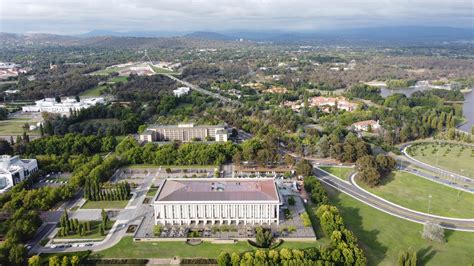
[0,0,472,34]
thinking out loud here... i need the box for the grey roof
[155,178,279,202]
[148,124,226,130]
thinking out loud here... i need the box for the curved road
[314,167,474,232]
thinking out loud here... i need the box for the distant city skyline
[0,0,472,35]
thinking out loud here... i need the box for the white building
[352,120,381,132]
[0,155,38,193]
[173,87,190,97]
[22,97,105,115]
[154,178,281,225]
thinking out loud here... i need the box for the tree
[101,209,109,229]
[49,256,60,266]
[295,159,313,177]
[75,95,80,102]
[61,256,69,266]
[55,96,61,103]
[232,151,242,166]
[422,222,445,242]
[284,154,295,167]
[255,226,274,248]
[230,252,241,266]
[359,166,381,187]
[0,139,13,154]
[28,255,41,266]
[217,252,231,266]
[398,250,417,266]
[288,196,295,206]
[70,256,80,266]
[9,244,26,265]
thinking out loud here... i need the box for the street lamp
[427,195,432,214]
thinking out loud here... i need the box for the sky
[0,0,472,35]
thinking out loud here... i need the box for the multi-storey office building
[154,178,281,225]
[139,123,228,142]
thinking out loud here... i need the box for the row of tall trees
[58,210,91,237]
[84,181,131,202]
[316,205,367,265]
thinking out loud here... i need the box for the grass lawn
[0,120,40,135]
[108,76,128,83]
[146,187,159,197]
[91,67,122,76]
[151,65,177,75]
[80,85,106,97]
[326,187,474,266]
[408,142,474,177]
[93,236,318,259]
[81,200,129,209]
[55,221,113,240]
[319,166,354,181]
[357,171,474,218]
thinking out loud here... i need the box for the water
[459,90,473,133]
[379,87,474,133]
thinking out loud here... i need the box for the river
[380,87,474,133]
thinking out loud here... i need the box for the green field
[108,76,128,83]
[407,142,474,178]
[0,119,40,135]
[151,65,177,75]
[55,221,113,240]
[319,166,354,181]
[81,200,129,209]
[80,85,106,97]
[327,187,474,266]
[94,237,318,259]
[358,171,474,218]
[91,66,123,76]
[146,187,159,197]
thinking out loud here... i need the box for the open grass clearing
[325,186,474,266]
[408,142,474,177]
[0,119,40,135]
[81,200,129,209]
[151,65,178,75]
[80,85,106,97]
[319,166,354,181]
[146,187,159,197]
[93,236,318,259]
[357,171,474,218]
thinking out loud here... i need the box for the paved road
[397,143,473,191]
[314,167,474,231]
[237,128,474,230]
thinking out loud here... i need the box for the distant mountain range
[1,26,472,48]
[76,26,473,42]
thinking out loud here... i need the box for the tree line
[84,181,131,202]
[117,137,237,166]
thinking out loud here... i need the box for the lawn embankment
[357,171,474,218]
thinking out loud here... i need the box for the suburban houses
[283,96,357,113]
